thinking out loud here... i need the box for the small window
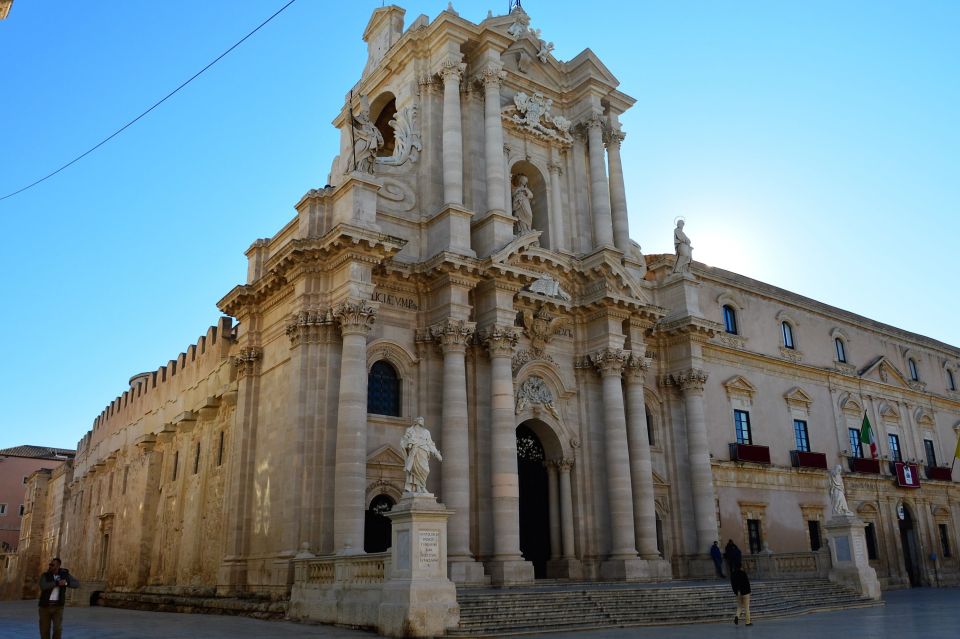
[122,467,129,495]
[948,369,957,392]
[908,358,919,381]
[734,409,752,445]
[645,405,655,446]
[808,520,822,551]
[0,504,6,516]
[217,431,225,467]
[924,439,937,468]
[171,451,179,481]
[865,522,879,559]
[940,524,952,558]
[368,360,401,416]
[835,338,847,363]
[22,476,28,485]
[193,442,201,475]
[747,519,763,554]
[848,428,863,459]
[794,419,810,452]
[782,321,795,349]
[723,305,739,335]
[19,504,25,517]
[888,434,902,462]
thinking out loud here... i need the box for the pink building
[0,446,74,551]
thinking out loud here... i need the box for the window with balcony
[835,337,847,363]
[723,305,739,335]
[924,439,937,468]
[888,434,902,462]
[782,321,795,349]
[848,428,863,459]
[734,409,752,445]
[794,419,810,452]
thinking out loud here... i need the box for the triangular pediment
[724,375,757,399]
[367,444,404,468]
[860,356,910,388]
[784,387,814,408]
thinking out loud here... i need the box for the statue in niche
[401,416,442,494]
[350,96,383,174]
[672,219,692,273]
[512,175,534,234]
[829,465,853,516]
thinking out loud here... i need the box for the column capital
[591,347,627,377]
[476,61,506,87]
[481,325,519,358]
[662,368,709,393]
[623,353,650,383]
[603,128,626,148]
[556,457,575,472]
[547,161,563,176]
[431,318,476,354]
[286,308,335,347]
[334,300,377,336]
[232,347,263,379]
[582,111,604,131]
[438,57,467,84]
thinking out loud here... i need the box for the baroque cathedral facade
[8,3,960,600]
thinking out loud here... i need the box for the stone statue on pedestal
[672,219,692,273]
[830,464,853,516]
[401,417,442,494]
[512,175,534,234]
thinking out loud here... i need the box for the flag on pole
[859,413,878,459]
[954,431,960,461]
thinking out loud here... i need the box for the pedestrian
[38,557,80,639]
[731,566,752,626]
[710,541,726,578]
[724,539,742,574]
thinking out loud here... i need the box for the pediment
[784,387,814,408]
[563,48,621,90]
[724,375,757,399]
[859,356,910,388]
[367,444,404,468]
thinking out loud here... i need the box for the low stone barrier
[288,552,390,629]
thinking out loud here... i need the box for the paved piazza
[1,589,957,639]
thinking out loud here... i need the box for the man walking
[710,541,726,578]
[38,557,80,639]
[731,567,752,626]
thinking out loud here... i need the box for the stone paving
[0,588,957,638]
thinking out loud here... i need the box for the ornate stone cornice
[481,325,519,358]
[654,315,721,344]
[431,318,476,354]
[286,308,335,347]
[232,347,263,379]
[661,368,709,393]
[334,300,377,336]
[591,348,627,377]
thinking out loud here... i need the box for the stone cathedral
[7,2,960,617]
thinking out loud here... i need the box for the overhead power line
[0,0,298,203]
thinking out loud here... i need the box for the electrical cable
[0,0,298,203]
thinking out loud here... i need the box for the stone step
[102,591,289,620]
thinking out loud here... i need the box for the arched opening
[516,422,550,578]
[368,360,401,416]
[364,494,395,553]
[373,99,397,158]
[898,503,921,587]
[509,161,550,249]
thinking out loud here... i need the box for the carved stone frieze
[779,346,804,363]
[232,347,263,379]
[334,300,377,336]
[591,348,627,377]
[515,375,560,419]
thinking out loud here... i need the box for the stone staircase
[101,591,289,620]
[451,578,881,636]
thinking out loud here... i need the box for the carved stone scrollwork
[662,368,709,393]
[591,348,627,377]
[375,105,422,167]
[515,375,560,419]
[481,325,519,358]
[431,319,475,354]
[232,347,263,379]
[286,308,334,347]
[334,300,377,336]
[505,91,572,145]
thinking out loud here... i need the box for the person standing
[724,539,742,574]
[38,557,80,639]
[710,541,726,578]
[731,567,752,625]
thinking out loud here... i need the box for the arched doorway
[517,423,550,578]
[364,494,395,553]
[898,503,921,587]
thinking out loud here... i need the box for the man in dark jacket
[723,539,742,574]
[731,567,752,626]
[38,557,80,639]
[710,541,725,578]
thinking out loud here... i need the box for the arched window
[722,305,738,335]
[374,98,397,157]
[908,358,919,382]
[364,494,395,553]
[368,360,401,416]
[781,321,795,349]
[947,369,956,392]
[835,337,847,363]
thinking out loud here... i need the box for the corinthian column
[605,128,630,253]
[439,57,466,206]
[674,369,718,552]
[585,113,614,248]
[557,458,576,559]
[479,61,507,217]
[592,348,639,559]
[624,355,659,558]
[332,301,376,554]
[548,161,567,251]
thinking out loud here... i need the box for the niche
[510,160,549,249]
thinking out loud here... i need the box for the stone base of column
[600,557,671,582]
[485,558,535,585]
[426,204,476,258]
[546,558,583,580]
[825,515,881,600]
[448,558,489,585]
[470,210,523,258]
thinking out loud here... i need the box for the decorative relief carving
[503,92,572,145]
[779,346,804,363]
[286,308,335,346]
[715,333,747,350]
[375,105,422,167]
[481,325,519,358]
[524,275,572,301]
[232,347,263,379]
[334,300,377,335]
[515,375,560,419]
[512,349,557,374]
[521,306,570,355]
[591,348,627,377]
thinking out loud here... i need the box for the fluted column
[546,461,561,560]
[432,319,476,562]
[585,114,614,248]
[605,128,630,253]
[592,348,639,558]
[332,301,376,554]
[548,161,566,251]
[674,369,718,552]
[479,61,507,216]
[624,355,659,558]
[439,57,466,206]
[557,459,576,558]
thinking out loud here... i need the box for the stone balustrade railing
[294,552,390,587]
[741,549,831,578]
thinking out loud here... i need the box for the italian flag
[860,413,878,459]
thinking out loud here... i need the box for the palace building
[5,2,959,607]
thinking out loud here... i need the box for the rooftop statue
[672,219,692,273]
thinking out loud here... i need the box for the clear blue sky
[1,1,958,450]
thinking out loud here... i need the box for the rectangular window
[888,434,902,462]
[808,520,822,551]
[940,524,952,558]
[747,519,763,554]
[171,451,179,481]
[19,504,25,517]
[193,442,201,475]
[865,522,878,559]
[217,431,225,467]
[22,476,28,484]
[122,466,129,495]
[794,419,810,452]
[734,410,752,445]
[924,439,937,468]
[0,504,6,516]
[848,428,863,459]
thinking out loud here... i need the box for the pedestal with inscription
[824,514,881,600]
[379,493,459,637]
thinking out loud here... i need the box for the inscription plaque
[834,535,851,562]
[418,530,440,569]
